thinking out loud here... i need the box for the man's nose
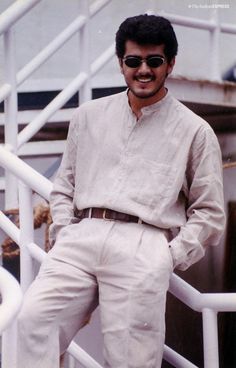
[138,60,152,73]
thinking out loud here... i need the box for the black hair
[115,14,178,63]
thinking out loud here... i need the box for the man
[18,14,225,368]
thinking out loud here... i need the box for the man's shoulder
[169,94,212,132]
[76,90,126,113]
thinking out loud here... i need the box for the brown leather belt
[76,208,144,224]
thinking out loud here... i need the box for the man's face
[119,40,175,104]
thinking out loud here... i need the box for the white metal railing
[0,146,236,368]
[0,266,23,368]
[0,146,103,368]
[0,1,235,192]
[1,1,236,155]
[152,8,236,82]
[0,0,113,211]
[0,0,41,36]
[0,267,22,333]
[1,2,235,149]
[16,42,115,149]
[0,0,111,103]
[0,1,236,368]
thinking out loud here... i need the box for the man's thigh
[97,222,173,367]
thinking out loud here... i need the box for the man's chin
[132,90,157,99]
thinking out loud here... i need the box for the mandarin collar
[124,88,171,115]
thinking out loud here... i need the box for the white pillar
[79,0,92,104]
[3,28,18,209]
[209,8,221,81]
[1,183,35,368]
[1,321,18,368]
[2,30,18,364]
[202,308,219,368]
[18,181,35,292]
[1,267,23,368]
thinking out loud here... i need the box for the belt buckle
[102,209,113,221]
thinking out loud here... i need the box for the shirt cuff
[169,239,205,271]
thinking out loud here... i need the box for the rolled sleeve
[169,126,226,270]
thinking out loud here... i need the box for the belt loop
[102,209,107,220]
[88,208,92,218]
[102,209,113,221]
[138,218,142,224]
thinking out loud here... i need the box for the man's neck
[128,88,167,119]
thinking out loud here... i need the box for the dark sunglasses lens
[124,56,164,68]
[124,57,141,68]
[147,57,164,68]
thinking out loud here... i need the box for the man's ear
[118,58,124,74]
[167,57,175,76]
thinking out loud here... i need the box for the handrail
[17,43,115,148]
[163,345,198,368]
[0,209,233,368]
[0,0,41,36]
[170,273,236,312]
[0,145,52,200]
[16,15,87,88]
[159,10,236,34]
[0,0,112,104]
[17,72,87,148]
[0,266,23,333]
[169,273,201,311]
[89,0,111,16]
[68,341,103,368]
[0,145,235,314]
[221,22,236,34]
[158,10,236,82]
[0,146,236,368]
[0,209,20,244]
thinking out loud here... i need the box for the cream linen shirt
[49,90,225,271]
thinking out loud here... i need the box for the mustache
[134,74,155,80]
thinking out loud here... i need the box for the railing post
[68,354,77,368]
[79,0,92,104]
[1,267,22,368]
[1,28,19,368]
[6,181,35,368]
[1,322,18,368]
[202,308,219,368]
[209,8,221,81]
[18,181,35,292]
[3,28,18,209]
[1,268,22,368]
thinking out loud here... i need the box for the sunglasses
[123,55,166,68]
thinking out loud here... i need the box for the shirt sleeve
[169,125,226,271]
[48,111,79,246]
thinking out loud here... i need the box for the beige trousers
[17,218,173,368]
